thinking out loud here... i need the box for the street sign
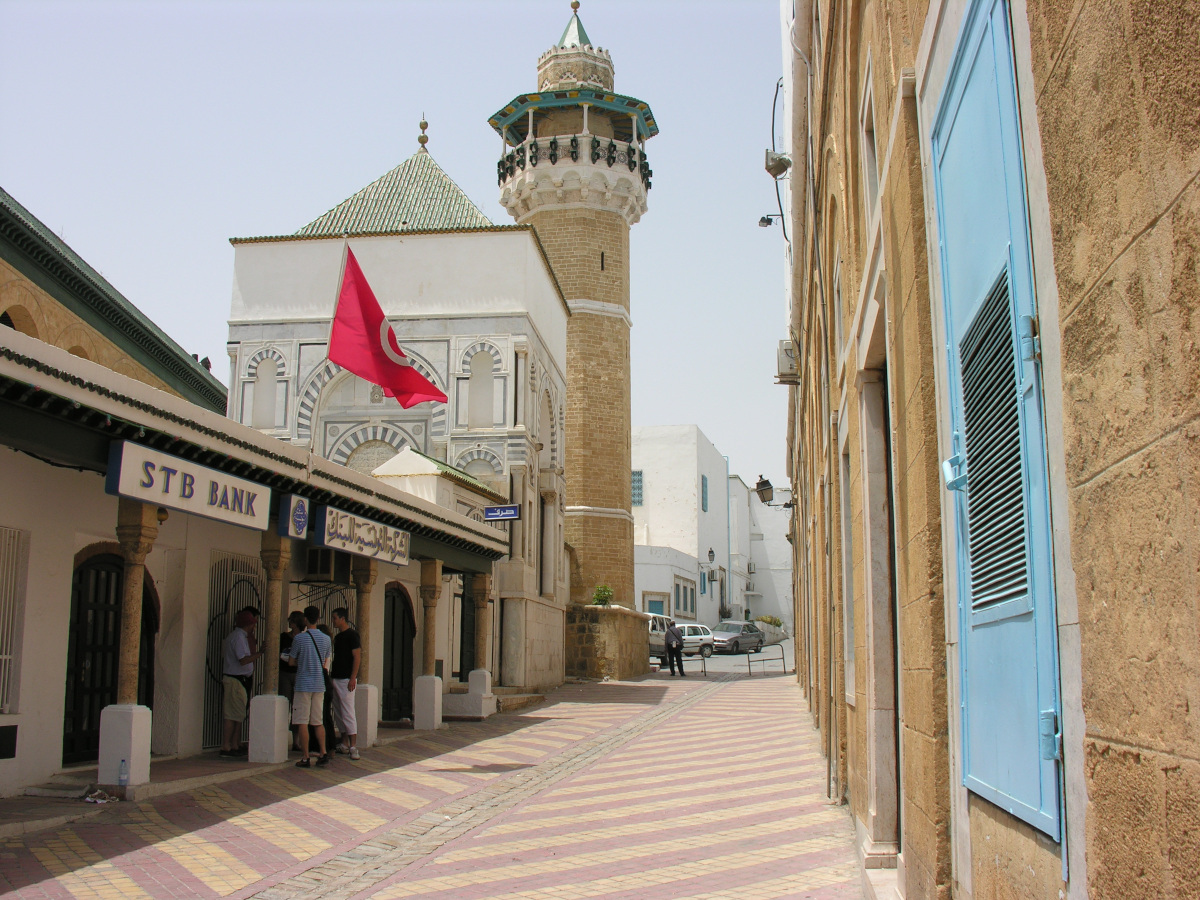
[484,504,520,521]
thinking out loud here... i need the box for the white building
[225,139,571,696]
[631,425,793,631]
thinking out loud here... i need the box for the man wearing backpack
[287,605,332,767]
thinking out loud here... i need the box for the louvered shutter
[930,0,1062,838]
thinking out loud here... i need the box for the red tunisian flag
[328,248,447,408]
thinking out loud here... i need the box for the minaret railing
[497,134,652,191]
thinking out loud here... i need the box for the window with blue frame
[631,470,643,506]
[931,0,1062,840]
[701,475,708,512]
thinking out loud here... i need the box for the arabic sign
[484,505,520,521]
[312,505,410,565]
[278,494,310,539]
[105,441,270,531]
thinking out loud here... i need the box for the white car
[680,624,715,658]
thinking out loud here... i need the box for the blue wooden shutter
[930,0,1062,838]
[701,476,708,512]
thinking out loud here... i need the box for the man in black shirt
[330,607,362,759]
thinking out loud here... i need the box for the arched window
[346,439,400,475]
[0,306,38,340]
[467,351,494,430]
[251,357,278,429]
[464,458,496,481]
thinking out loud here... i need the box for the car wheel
[729,641,739,655]
[752,642,762,653]
[659,656,668,667]
[700,645,712,658]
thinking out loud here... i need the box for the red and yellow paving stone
[0,672,862,899]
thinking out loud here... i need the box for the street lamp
[755,476,794,509]
[707,548,715,564]
[758,214,782,227]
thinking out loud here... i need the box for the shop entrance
[382,584,415,721]
[63,554,158,765]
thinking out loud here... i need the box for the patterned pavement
[0,672,862,899]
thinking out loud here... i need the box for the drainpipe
[724,455,732,619]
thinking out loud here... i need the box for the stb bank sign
[106,441,270,531]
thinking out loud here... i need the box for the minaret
[489,2,657,608]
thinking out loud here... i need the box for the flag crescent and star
[327,247,448,409]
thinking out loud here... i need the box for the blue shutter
[930,0,1062,838]
[701,476,708,512]
[631,470,643,506]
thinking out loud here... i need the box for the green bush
[591,584,614,606]
[755,615,784,628]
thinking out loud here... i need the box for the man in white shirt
[221,606,262,757]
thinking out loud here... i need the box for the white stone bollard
[98,704,152,787]
[248,694,291,763]
[413,675,443,730]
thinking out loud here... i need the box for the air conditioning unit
[746,580,755,593]
[747,562,756,574]
[304,548,352,584]
[776,340,799,385]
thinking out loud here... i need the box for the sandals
[295,757,312,768]
[316,754,331,767]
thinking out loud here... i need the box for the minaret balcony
[497,134,652,226]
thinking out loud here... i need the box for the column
[100,497,159,792]
[414,559,443,730]
[471,573,492,673]
[351,557,380,747]
[249,525,292,763]
[351,557,378,681]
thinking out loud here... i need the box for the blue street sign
[484,505,521,521]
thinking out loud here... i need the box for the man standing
[330,607,362,760]
[665,619,685,677]
[221,606,262,757]
[288,605,332,767]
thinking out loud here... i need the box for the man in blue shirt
[287,605,333,767]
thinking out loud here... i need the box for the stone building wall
[1026,1,1200,896]
[564,604,649,681]
[0,258,175,394]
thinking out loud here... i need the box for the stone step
[24,776,91,800]
[496,693,544,713]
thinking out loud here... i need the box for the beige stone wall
[0,258,175,394]
[523,598,566,691]
[564,603,649,681]
[1026,1,1200,896]
[530,201,635,608]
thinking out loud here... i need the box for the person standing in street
[287,605,332,767]
[665,619,685,677]
[221,606,262,757]
[280,610,306,751]
[330,607,362,760]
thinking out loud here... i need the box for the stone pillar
[471,573,492,674]
[101,497,159,791]
[419,559,442,677]
[414,559,444,730]
[259,527,291,695]
[351,557,378,682]
[114,497,159,706]
[249,525,292,764]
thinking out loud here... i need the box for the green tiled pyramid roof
[558,12,591,48]
[297,149,491,237]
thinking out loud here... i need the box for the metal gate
[291,583,356,628]
[203,552,266,750]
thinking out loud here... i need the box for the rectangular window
[840,452,855,702]
[672,577,697,618]
[631,470,643,506]
[700,573,706,595]
[0,527,26,713]
[674,583,680,611]
[690,586,695,613]
[860,65,880,216]
[701,475,709,512]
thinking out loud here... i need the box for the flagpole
[312,233,352,453]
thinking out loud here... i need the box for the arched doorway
[63,554,158,765]
[382,584,416,721]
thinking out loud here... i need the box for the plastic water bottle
[118,759,129,787]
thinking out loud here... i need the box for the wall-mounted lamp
[754,476,794,509]
[758,214,783,228]
[707,548,715,563]
[764,150,793,178]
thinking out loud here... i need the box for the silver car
[680,624,714,658]
[711,621,765,654]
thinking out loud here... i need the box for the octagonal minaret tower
[490,1,657,608]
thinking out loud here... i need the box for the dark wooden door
[63,555,155,765]
[458,579,475,682]
[381,586,415,721]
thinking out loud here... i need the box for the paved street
[0,663,860,900]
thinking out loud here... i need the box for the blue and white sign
[278,494,309,539]
[105,441,270,531]
[484,505,521,521]
[313,505,410,565]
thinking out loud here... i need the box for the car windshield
[713,624,742,633]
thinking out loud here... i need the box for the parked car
[680,624,714,658]
[712,621,765,654]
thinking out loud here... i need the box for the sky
[0,0,792,490]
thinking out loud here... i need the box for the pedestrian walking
[330,607,362,759]
[665,619,685,677]
[287,605,332,767]
[221,606,262,756]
